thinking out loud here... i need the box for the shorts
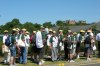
[32,46,38,53]
[76,42,81,52]
[9,46,16,57]
[37,47,44,59]
[85,47,92,55]
[68,49,73,54]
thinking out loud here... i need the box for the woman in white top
[2,30,10,64]
[24,31,30,63]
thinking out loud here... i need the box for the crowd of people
[2,26,100,66]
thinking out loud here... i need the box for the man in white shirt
[96,31,100,57]
[36,31,44,48]
[36,28,45,65]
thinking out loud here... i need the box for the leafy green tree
[34,23,41,30]
[43,22,52,28]
[22,22,35,33]
[2,18,22,33]
[11,18,21,26]
[0,25,4,34]
[65,20,70,26]
[63,26,69,35]
[91,24,96,29]
[56,20,65,26]
[6,18,21,27]
[52,24,56,27]
[76,20,87,26]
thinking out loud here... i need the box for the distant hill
[52,25,91,32]
[69,25,91,32]
[52,22,100,32]
[95,22,100,31]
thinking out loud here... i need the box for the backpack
[67,36,73,49]
[30,35,36,44]
[50,36,53,43]
[30,35,33,44]
[5,36,12,46]
[85,35,91,44]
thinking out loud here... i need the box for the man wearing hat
[84,30,93,61]
[76,30,85,59]
[18,28,27,64]
[24,31,30,62]
[46,29,53,58]
[50,31,59,62]
[58,30,64,60]
[16,28,20,31]
[41,26,47,56]
[67,32,76,62]
[2,30,10,64]
[47,29,53,46]
[9,28,18,66]
[63,30,71,60]
[22,28,26,31]
[72,32,77,57]
[36,28,45,65]
[30,31,38,62]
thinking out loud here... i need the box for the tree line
[0,18,90,34]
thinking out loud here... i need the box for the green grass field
[0,56,99,66]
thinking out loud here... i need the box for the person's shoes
[52,60,55,62]
[39,62,42,66]
[4,60,7,64]
[87,58,91,61]
[13,63,17,66]
[47,56,51,58]
[22,63,26,64]
[9,64,13,66]
[12,65,15,66]
[57,58,60,61]
[34,59,38,63]
[68,60,70,62]
[97,55,100,58]
[77,55,80,59]
[70,60,75,62]
[41,60,45,64]
[71,60,75,62]
[19,62,22,64]
[87,58,89,61]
